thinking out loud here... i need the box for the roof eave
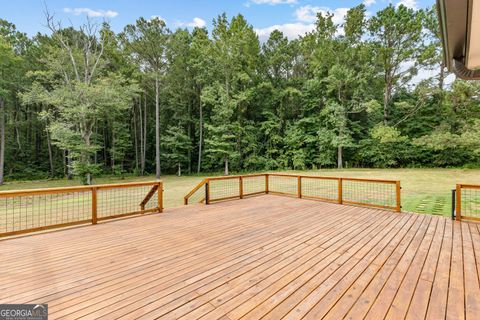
[437,0,480,79]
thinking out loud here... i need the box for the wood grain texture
[0,195,478,320]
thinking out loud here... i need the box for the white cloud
[250,0,297,5]
[176,17,206,28]
[255,23,315,41]
[63,8,118,18]
[255,5,352,42]
[294,5,349,25]
[396,0,418,10]
[363,0,376,7]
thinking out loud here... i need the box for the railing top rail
[268,173,340,180]
[266,173,299,178]
[96,181,162,190]
[207,173,266,181]
[190,173,399,184]
[0,180,162,197]
[186,173,398,182]
[457,183,480,189]
[341,177,399,184]
[297,175,339,180]
[268,173,398,184]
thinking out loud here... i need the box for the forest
[1,4,479,185]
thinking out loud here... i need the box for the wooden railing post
[298,176,302,198]
[456,184,461,221]
[92,187,98,225]
[338,178,343,204]
[396,181,401,212]
[158,181,163,213]
[239,176,244,199]
[205,180,210,205]
[265,174,269,194]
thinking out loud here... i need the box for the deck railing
[183,178,208,205]
[184,173,401,212]
[455,184,480,221]
[0,181,163,238]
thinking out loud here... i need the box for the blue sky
[1,0,434,40]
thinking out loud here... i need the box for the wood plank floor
[1,195,479,319]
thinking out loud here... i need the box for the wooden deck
[1,195,479,319]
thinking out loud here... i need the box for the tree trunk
[438,61,446,112]
[139,93,145,175]
[224,75,231,177]
[187,102,192,174]
[46,126,54,177]
[143,91,147,175]
[155,76,161,179]
[0,98,5,185]
[34,104,41,160]
[177,163,181,177]
[66,150,73,180]
[93,121,98,165]
[103,125,108,169]
[224,157,229,176]
[337,145,343,169]
[197,91,203,173]
[63,149,67,177]
[111,128,115,173]
[13,108,21,150]
[84,132,92,185]
[383,84,390,125]
[133,108,139,173]
[439,60,445,92]
[27,104,32,153]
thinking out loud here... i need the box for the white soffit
[467,0,480,69]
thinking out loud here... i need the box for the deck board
[0,195,479,319]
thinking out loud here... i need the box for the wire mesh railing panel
[183,174,400,212]
[209,178,240,202]
[97,185,159,219]
[0,190,92,235]
[342,179,397,209]
[302,177,338,202]
[0,181,162,237]
[459,187,480,219]
[268,175,297,196]
[243,175,266,196]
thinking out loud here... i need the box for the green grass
[2,168,479,216]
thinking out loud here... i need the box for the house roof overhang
[437,0,480,79]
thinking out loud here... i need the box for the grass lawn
[1,168,479,216]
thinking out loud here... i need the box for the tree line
[1,4,479,184]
